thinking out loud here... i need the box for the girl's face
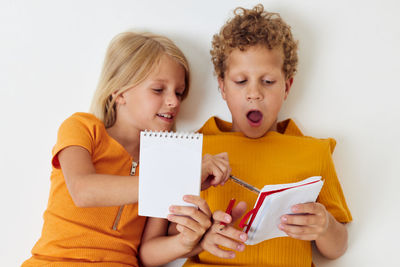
[218,45,293,138]
[116,54,186,132]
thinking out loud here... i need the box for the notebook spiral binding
[141,130,202,139]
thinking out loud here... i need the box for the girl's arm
[58,145,138,207]
[139,153,232,266]
[139,195,211,267]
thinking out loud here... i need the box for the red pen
[220,199,236,229]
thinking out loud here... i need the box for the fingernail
[229,252,235,258]
[240,233,247,241]
[183,195,189,200]
[279,224,284,230]
[282,216,287,222]
[237,244,245,251]
[169,206,175,212]
[292,206,299,212]
[224,215,231,223]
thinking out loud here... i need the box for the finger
[231,201,247,222]
[212,157,231,185]
[202,243,236,259]
[215,224,248,243]
[204,154,230,186]
[168,214,198,231]
[183,195,212,217]
[204,232,245,252]
[278,223,318,241]
[212,210,232,225]
[278,222,315,236]
[208,161,227,186]
[291,202,323,215]
[215,152,229,162]
[281,214,319,227]
[169,206,211,230]
[175,223,202,242]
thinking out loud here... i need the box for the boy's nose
[246,86,263,101]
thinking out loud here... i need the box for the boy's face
[218,45,293,138]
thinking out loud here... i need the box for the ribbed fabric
[22,113,146,267]
[184,117,352,267]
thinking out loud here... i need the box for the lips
[247,110,263,124]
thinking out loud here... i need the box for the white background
[1,0,399,266]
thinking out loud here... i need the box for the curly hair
[211,4,298,80]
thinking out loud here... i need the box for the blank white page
[138,131,203,218]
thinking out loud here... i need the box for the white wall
[1,0,399,266]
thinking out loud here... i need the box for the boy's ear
[218,77,227,100]
[284,78,294,100]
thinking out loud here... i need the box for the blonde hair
[211,4,298,80]
[90,32,190,128]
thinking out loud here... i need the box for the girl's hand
[167,195,212,251]
[201,152,231,190]
[279,202,330,241]
[200,201,248,259]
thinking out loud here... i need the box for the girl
[22,32,231,267]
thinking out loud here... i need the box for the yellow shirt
[22,113,146,267]
[184,117,352,267]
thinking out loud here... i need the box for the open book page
[244,176,324,245]
[138,131,203,218]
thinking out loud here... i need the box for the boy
[184,4,352,266]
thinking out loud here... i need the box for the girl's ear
[113,91,126,105]
[218,77,227,100]
[284,77,294,100]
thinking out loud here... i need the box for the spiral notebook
[138,131,203,218]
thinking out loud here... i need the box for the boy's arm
[315,210,348,259]
[279,202,348,259]
[139,195,211,267]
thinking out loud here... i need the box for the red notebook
[238,176,324,245]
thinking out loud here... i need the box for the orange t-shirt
[22,113,146,267]
[184,117,352,267]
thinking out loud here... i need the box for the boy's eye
[263,80,274,85]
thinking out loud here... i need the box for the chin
[243,129,267,139]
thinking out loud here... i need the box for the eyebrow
[150,79,185,88]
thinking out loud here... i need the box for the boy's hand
[200,201,248,259]
[167,195,212,251]
[279,202,329,241]
[201,152,231,190]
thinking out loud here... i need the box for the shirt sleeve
[51,114,95,169]
[318,141,352,223]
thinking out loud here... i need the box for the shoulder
[59,112,104,132]
[56,112,108,146]
[279,118,336,154]
[63,112,103,126]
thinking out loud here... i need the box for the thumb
[231,201,247,223]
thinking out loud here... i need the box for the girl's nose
[166,92,179,107]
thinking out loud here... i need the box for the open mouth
[246,110,263,124]
[157,113,173,119]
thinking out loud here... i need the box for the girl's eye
[235,80,247,84]
[152,89,163,93]
[175,91,184,98]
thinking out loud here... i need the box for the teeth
[158,113,172,119]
